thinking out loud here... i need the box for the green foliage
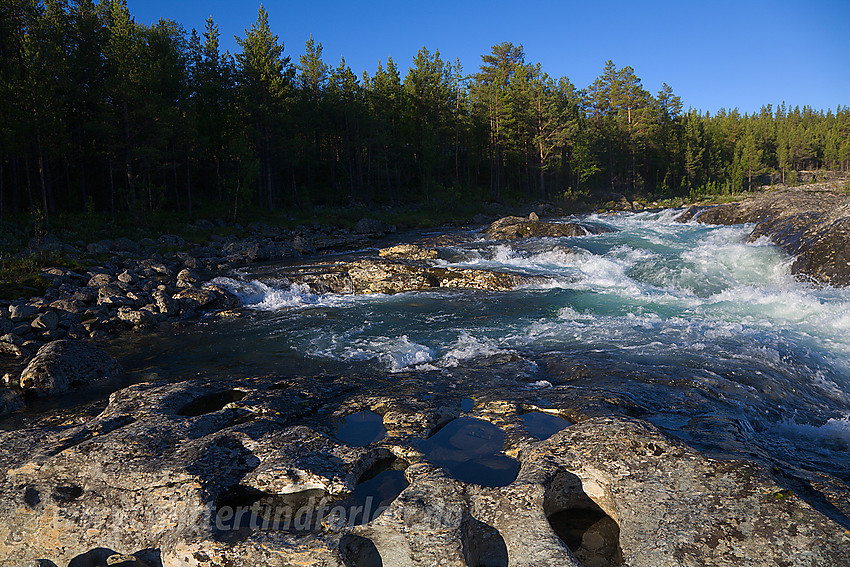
[0,2,846,226]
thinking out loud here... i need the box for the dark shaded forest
[2,0,849,222]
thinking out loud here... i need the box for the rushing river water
[101,210,850,485]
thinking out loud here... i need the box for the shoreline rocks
[679,184,850,286]
[19,339,121,396]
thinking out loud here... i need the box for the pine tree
[235,5,292,209]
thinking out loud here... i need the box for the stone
[378,244,439,261]
[86,241,110,255]
[529,211,540,221]
[111,237,140,255]
[153,290,180,317]
[176,268,200,288]
[87,273,114,288]
[278,258,540,295]
[484,216,599,240]
[0,317,12,334]
[19,339,122,396]
[9,304,38,321]
[116,307,156,329]
[31,310,59,331]
[0,388,23,416]
[172,286,217,311]
[49,298,87,314]
[354,217,392,235]
[117,270,136,284]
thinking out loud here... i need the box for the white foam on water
[211,277,356,311]
[772,415,850,449]
[439,331,511,367]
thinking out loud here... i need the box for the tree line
[2,0,849,222]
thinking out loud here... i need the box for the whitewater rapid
[203,210,850,479]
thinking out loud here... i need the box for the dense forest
[1,0,849,222]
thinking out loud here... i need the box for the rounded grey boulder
[19,340,122,396]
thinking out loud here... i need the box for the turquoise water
[118,210,850,482]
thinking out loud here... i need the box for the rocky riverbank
[3,194,850,565]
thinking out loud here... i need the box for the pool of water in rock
[417,417,518,487]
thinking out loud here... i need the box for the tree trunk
[123,100,136,206]
[36,131,49,223]
[186,159,193,215]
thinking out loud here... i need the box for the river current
[115,210,850,484]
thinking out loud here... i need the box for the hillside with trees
[2,1,849,222]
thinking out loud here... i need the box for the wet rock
[485,216,593,240]
[172,286,217,311]
[281,258,536,295]
[378,243,439,261]
[0,317,12,334]
[19,339,121,396]
[687,187,850,286]
[0,388,23,416]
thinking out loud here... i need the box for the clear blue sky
[127,0,849,115]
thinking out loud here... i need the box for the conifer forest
[2,1,849,220]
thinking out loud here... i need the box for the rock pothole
[417,417,518,487]
[334,410,387,446]
[464,516,509,567]
[544,469,623,567]
[177,390,246,417]
[339,534,383,567]
[521,410,572,440]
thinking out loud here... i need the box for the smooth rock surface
[0,376,846,567]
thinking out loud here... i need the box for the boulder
[484,216,598,240]
[19,339,122,395]
[31,310,59,331]
[153,290,180,317]
[116,307,156,329]
[87,273,114,288]
[9,304,38,322]
[354,218,392,235]
[279,258,538,295]
[0,317,12,334]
